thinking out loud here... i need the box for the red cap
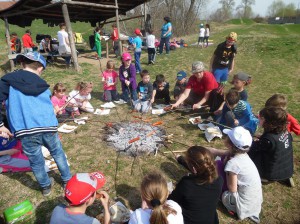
[65,172,106,205]
[134,28,141,36]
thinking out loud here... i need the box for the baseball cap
[177,71,187,80]
[192,61,204,73]
[65,172,106,205]
[134,28,141,36]
[122,52,132,61]
[223,126,252,151]
[233,72,251,82]
[16,52,46,69]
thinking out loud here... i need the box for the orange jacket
[22,33,35,48]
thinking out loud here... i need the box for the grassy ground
[0,21,299,224]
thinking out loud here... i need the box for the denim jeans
[121,87,138,103]
[159,36,170,54]
[134,51,142,73]
[20,132,71,188]
[147,48,156,63]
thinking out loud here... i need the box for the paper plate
[109,201,130,223]
[58,124,77,133]
[189,116,202,125]
[94,108,110,115]
[101,102,116,108]
[114,99,127,105]
[197,122,215,130]
[152,109,166,115]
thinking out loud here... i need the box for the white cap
[223,126,252,151]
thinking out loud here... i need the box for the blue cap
[16,51,46,69]
[177,71,187,80]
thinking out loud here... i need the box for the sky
[206,0,300,17]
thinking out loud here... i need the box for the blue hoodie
[0,70,57,137]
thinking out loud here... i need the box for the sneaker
[42,177,55,197]
[151,60,155,65]
[288,177,295,188]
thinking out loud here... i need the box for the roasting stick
[202,119,232,129]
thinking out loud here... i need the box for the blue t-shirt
[133,36,142,52]
[161,22,172,38]
[50,204,100,224]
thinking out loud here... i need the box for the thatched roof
[0,0,148,27]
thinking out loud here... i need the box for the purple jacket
[119,63,137,90]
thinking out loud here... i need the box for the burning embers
[103,121,166,156]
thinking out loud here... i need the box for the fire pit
[103,121,166,156]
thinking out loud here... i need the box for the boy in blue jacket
[0,52,71,196]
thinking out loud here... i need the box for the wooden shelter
[0,0,149,71]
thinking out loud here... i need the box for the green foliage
[226,18,256,25]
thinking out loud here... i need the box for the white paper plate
[94,108,110,115]
[114,99,127,105]
[74,116,88,125]
[58,124,77,133]
[152,108,166,115]
[197,122,215,130]
[101,102,116,108]
[189,116,202,125]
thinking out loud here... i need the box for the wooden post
[62,3,80,72]
[115,0,122,55]
[4,17,14,71]
[144,3,146,30]
[106,41,109,59]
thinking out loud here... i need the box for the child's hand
[234,119,239,126]
[193,103,201,110]
[214,110,222,115]
[0,127,12,138]
[98,191,110,208]
[150,98,154,104]
[125,80,130,86]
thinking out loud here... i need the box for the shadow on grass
[160,161,186,181]
[115,183,140,209]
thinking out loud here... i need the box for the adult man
[0,52,71,196]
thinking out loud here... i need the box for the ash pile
[103,121,166,156]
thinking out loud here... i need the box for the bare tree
[267,1,297,17]
[219,0,235,20]
[236,0,255,18]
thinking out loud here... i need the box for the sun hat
[226,32,237,41]
[177,71,187,80]
[65,172,106,205]
[122,52,132,61]
[16,51,46,69]
[223,126,252,151]
[134,28,142,36]
[200,23,204,27]
[192,61,204,73]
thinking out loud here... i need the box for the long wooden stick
[164,149,187,154]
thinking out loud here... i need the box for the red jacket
[22,33,35,48]
[111,28,119,41]
[287,113,300,135]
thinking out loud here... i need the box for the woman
[129,171,184,224]
[159,16,172,55]
[172,61,218,110]
[169,146,223,224]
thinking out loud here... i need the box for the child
[198,24,205,48]
[231,72,251,101]
[50,172,110,224]
[219,89,258,135]
[134,70,153,113]
[169,146,223,224]
[146,29,156,65]
[151,74,170,105]
[119,52,138,102]
[133,28,143,74]
[0,52,71,196]
[129,171,184,224]
[173,71,188,101]
[69,82,94,114]
[101,60,119,102]
[204,24,210,48]
[265,93,300,135]
[210,32,237,84]
[51,83,68,115]
[94,27,103,60]
[0,135,31,173]
[210,127,262,223]
[249,107,294,186]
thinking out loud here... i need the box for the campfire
[103,121,166,156]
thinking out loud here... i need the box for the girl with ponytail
[168,146,223,224]
[129,171,184,224]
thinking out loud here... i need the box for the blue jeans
[20,132,71,188]
[159,36,170,54]
[134,51,142,73]
[121,87,138,103]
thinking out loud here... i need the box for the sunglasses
[57,89,66,93]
